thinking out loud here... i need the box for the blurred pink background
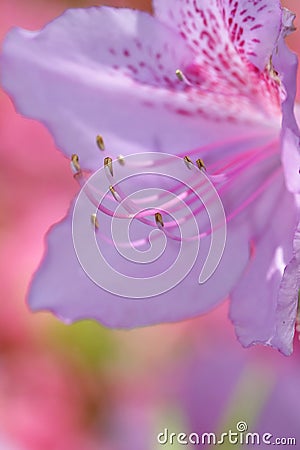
[0,1,300,449]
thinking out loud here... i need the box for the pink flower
[1,0,300,354]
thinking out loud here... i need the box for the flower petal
[229,175,298,355]
[1,5,279,173]
[269,219,300,355]
[281,126,300,194]
[28,203,251,328]
[153,0,282,70]
[0,7,199,170]
[272,30,300,193]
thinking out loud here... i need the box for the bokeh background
[0,1,299,449]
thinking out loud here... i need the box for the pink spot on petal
[141,100,154,108]
[163,76,172,84]
[127,65,138,74]
[249,240,257,260]
[135,40,142,50]
[258,5,267,12]
[175,109,193,116]
[250,24,263,31]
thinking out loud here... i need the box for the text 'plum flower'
[1,0,300,355]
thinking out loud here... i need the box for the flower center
[174,55,284,128]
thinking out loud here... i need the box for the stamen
[175,69,184,81]
[155,212,164,228]
[266,57,281,85]
[196,158,206,171]
[70,154,81,175]
[91,213,99,229]
[118,155,125,166]
[184,155,194,170]
[73,135,279,246]
[175,69,192,86]
[109,185,121,202]
[104,157,113,177]
[96,134,105,151]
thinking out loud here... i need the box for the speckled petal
[1,5,280,173]
[1,7,199,170]
[153,0,282,70]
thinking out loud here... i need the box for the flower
[1,0,300,355]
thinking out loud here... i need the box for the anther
[184,155,194,170]
[109,185,121,202]
[155,212,164,228]
[118,155,125,166]
[176,69,184,81]
[91,213,99,229]
[96,134,105,151]
[196,158,206,171]
[70,154,81,175]
[104,157,113,177]
[175,69,192,86]
[266,57,281,85]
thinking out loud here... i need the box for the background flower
[0,1,300,449]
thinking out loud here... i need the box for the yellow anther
[117,154,125,166]
[175,69,192,86]
[184,155,194,169]
[155,212,164,228]
[70,154,81,174]
[266,57,281,85]
[104,157,113,177]
[196,158,206,171]
[109,185,120,202]
[175,69,184,82]
[91,213,99,229]
[96,134,105,151]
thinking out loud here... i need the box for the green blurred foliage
[45,318,118,368]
